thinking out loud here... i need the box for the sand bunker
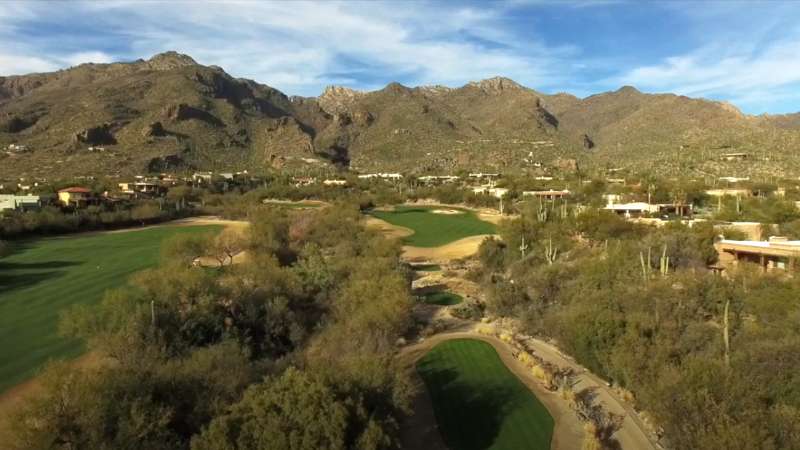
[403,234,494,261]
[431,209,464,215]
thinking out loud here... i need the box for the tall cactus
[544,236,558,265]
[519,235,529,258]
[659,244,670,277]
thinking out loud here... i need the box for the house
[358,173,403,180]
[604,202,692,218]
[716,236,800,271]
[0,194,41,212]
[57,187,92,207]
[718,176,749,184]
[192,172,214,184]
[323,179,348,186]
[522,189,570,201]
[418,175,459,185]
[118,181,164,198]
[705,188,752,198]
[720,152,748,161]
[468,173,500,180]
[472,186,509,199]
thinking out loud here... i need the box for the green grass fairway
[0,225,221,393]
[417,339,554,450]
[369,206,495,247]
[423,291,463,306]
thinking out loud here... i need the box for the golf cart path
[399,328,657,450]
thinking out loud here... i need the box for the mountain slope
[1,51,799,179]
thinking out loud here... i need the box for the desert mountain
[1,51,799,179]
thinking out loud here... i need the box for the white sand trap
[431,209,464,215]
[403,234,496,261]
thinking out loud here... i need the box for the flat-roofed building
[0,194,41,212]
[522,189,570,201]
[716,236,800,271]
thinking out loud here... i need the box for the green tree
[191,368,349,450]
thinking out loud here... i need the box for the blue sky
[2,0,800,114]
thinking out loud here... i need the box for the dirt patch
[363,216,414,240]
[403,234,495,262]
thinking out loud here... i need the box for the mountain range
[1,51,799,180]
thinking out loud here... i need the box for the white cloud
[0,0,573,95]
[62,51,114,67]
[0,53,59,75]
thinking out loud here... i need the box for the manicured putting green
[369,206,495,247]
[423,291,463,305]
[0,225,221,393]
[417,339,554,450]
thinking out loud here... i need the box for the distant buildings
[418,175,459,185]
[322,179,348,186]
[720,152,748,162]
[522,189,570,201]
[705,188,752,198]
[0,194,41,212]
[118,181,164,198]
[472,186,509,199]
[358,173,403,180]
[604,202,692,218]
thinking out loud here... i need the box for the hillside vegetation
[2,51,800,178]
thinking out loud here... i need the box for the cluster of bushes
[9,206,414,450]
[477,205,800,449]
[0,202,186,239]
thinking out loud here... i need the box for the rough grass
[0,225,221,394]
[369,206,495,247]
[417,339,554,450]
[423,291,463,306]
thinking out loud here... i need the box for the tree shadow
[0,260,82,295]
[416,365,524,450]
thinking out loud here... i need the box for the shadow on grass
[416,366,523,450]
[0,260,82,295]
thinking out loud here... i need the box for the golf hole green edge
[416,338,554,450]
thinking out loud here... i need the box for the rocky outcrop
[164,103,224,127]
[0,114,37,133]
[147,154,189,172]
[142,121,167,137]
[582,134,595,150]
[467,76,524,94]
[74,123,117,145]
[318,85,365,115]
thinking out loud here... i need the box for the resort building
[522,189,570,201]
[716,236,800,271]
[472,186,509,198]
[118,181,164,198]
[604,202,692,218]
[57,187,92,207]
[0,194,41,212]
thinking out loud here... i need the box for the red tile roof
[58,187,92,194]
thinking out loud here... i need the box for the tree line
[8,205,415,450]
[475,200,800,449]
